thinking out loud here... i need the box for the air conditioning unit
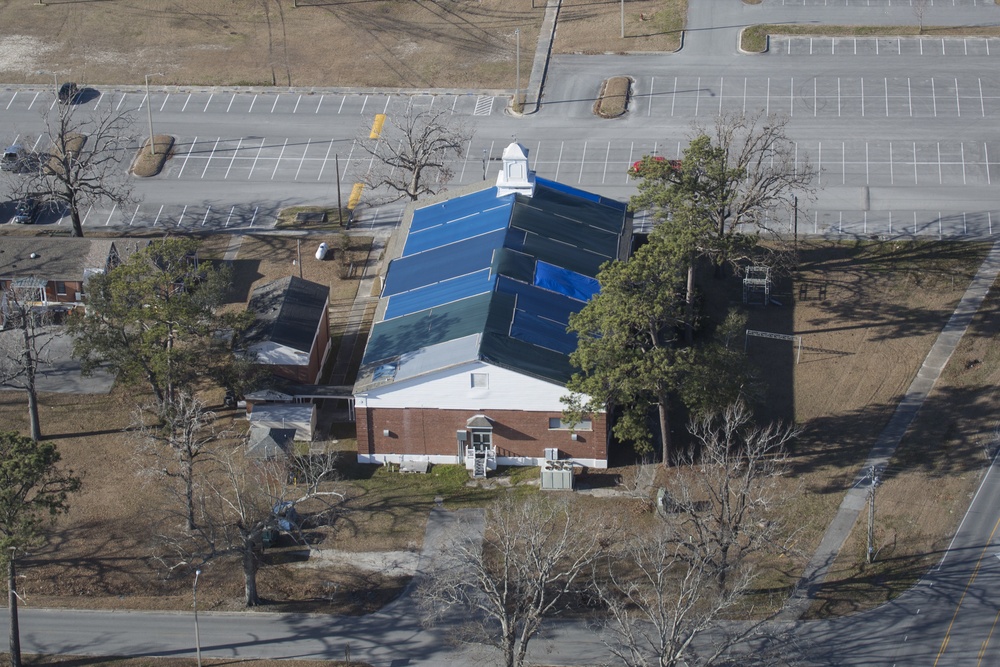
[544,447,559,461]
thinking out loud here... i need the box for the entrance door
[470,428,492,452]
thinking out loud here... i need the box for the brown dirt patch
[131,135,175,178]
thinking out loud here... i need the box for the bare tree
[132,391,224,531]
[419,493,610,667]
[7,95,137,237]
[595,527,761,667]
[155,446,342,607]
[670,402,798,592]
[913,0,929,35]
[0,287,54,442]
[358,107,471,203]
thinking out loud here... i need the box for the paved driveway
[0,326,114,394]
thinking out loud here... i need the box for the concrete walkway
[779,239,1000,620]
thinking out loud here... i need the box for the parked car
[13,198,38,224]
[58,82,79,104]
[1,145,25,171]
[629,156,682,175]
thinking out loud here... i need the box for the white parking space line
[293,95,302,113]
[818,142,822,185]
[842,141,846,184]
[129,204,140,226]
[226,94,237,113]
[104,204,117,226]
[248,95,258,113]
[695,77,702,116]
[138,93,148,110]
[908,78,913,116]
[626,142,634,184]
[5,92,16,110]
[204,94,213,112]
[720,76,726,115]
[837,78,841,116]
[81,206,93,226]
[554,141,563,181]
[382,97,391,114]
[764,77,768,115]
[860,78,865,117]
[885,78,889,116]
[27,92,39,110]
[182,94,191,112]
[177,205,188,227]
[200,138,221,178]
[201,206,212,227]
[316,95,324,113]
[153,205,164,226]
[225,138,243,179]
[913,142,918,185]
[602,142,610,184]
[931,78,937,116]
[295,140,311,180]
[92,92,104,110]
[159,95,169,112]
[359,96,368,115]
[979,79,986,117]
[579,141,587,183]
[177,136,198,178]
[225,206,235,228]
[338,96,346,114]
[743,77,747,114]
[671,77,678,116]
[318,139,334,182]
[459,140,471,181]
[272,139,289,179]
[648,76,655,116]
[789,77,792,116]
[272,95,281,113]
[248,138,265,179]
[889,142,894,185]
[961,143,967,184]
[865,142,869,184]
[31,136,42,151]
[937,142,943,184]
[249,206,258,228]
[986,143,992,185]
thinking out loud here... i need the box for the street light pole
[145,73,163,156]
[515,28,520,110]
[8,547,21,667]
[193,568,202,667]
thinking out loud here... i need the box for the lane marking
[579,140,587,184]
[294,139,311,181]
[203,93,213,112]
[293,95,301,113]
[226,94,236,113]
[271,139,288,181]
[176,204,187,227]
[317,138,334,182]
[200,137,221,178]
[271,95,281,114]
[248,94,257,113]
[224,138,243,179]
[933,512,1000,666]
[316,95,324,113]
[225,206,235,228]
[152,204,164,227]
[201,206,211,227]
[248,137,265,179]
[129,203,140,226]
[159,94,169,112]
[248,205,258,228]
[104,203,117,226]
[181,94,191,112]
[177,136,198,179]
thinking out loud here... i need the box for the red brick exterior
[358,407,608,463]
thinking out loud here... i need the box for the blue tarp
[384,269,495,320]
[383,229,505,297]
[496,276,578,325]
[533,261,600,302]
[409,188,509,233]
[404,202,512,256]
[509,308,578,355]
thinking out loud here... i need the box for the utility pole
[515,28,521,110]
[335,154,343,226]
[193,568,202,667]
[8,547,21,667]
[793,195,799,253]
[866,465,880,564]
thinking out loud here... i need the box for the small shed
[248,403,317,441]
[247,425,296,459]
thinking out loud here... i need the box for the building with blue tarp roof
[354,142,630,475]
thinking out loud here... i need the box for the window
[548,417,592,431]
[54,281,67,296]
[471,373,489,389]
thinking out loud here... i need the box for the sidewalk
[779,239,1000,620]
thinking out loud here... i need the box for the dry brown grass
[594,76,631,118]
[131,135,175,178]
[0,0,541,89]
[554,0,686,54]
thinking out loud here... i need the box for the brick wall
[357,407,607,463]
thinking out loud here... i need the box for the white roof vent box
[496,141,536,198]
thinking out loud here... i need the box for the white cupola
[496,142,536,197]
